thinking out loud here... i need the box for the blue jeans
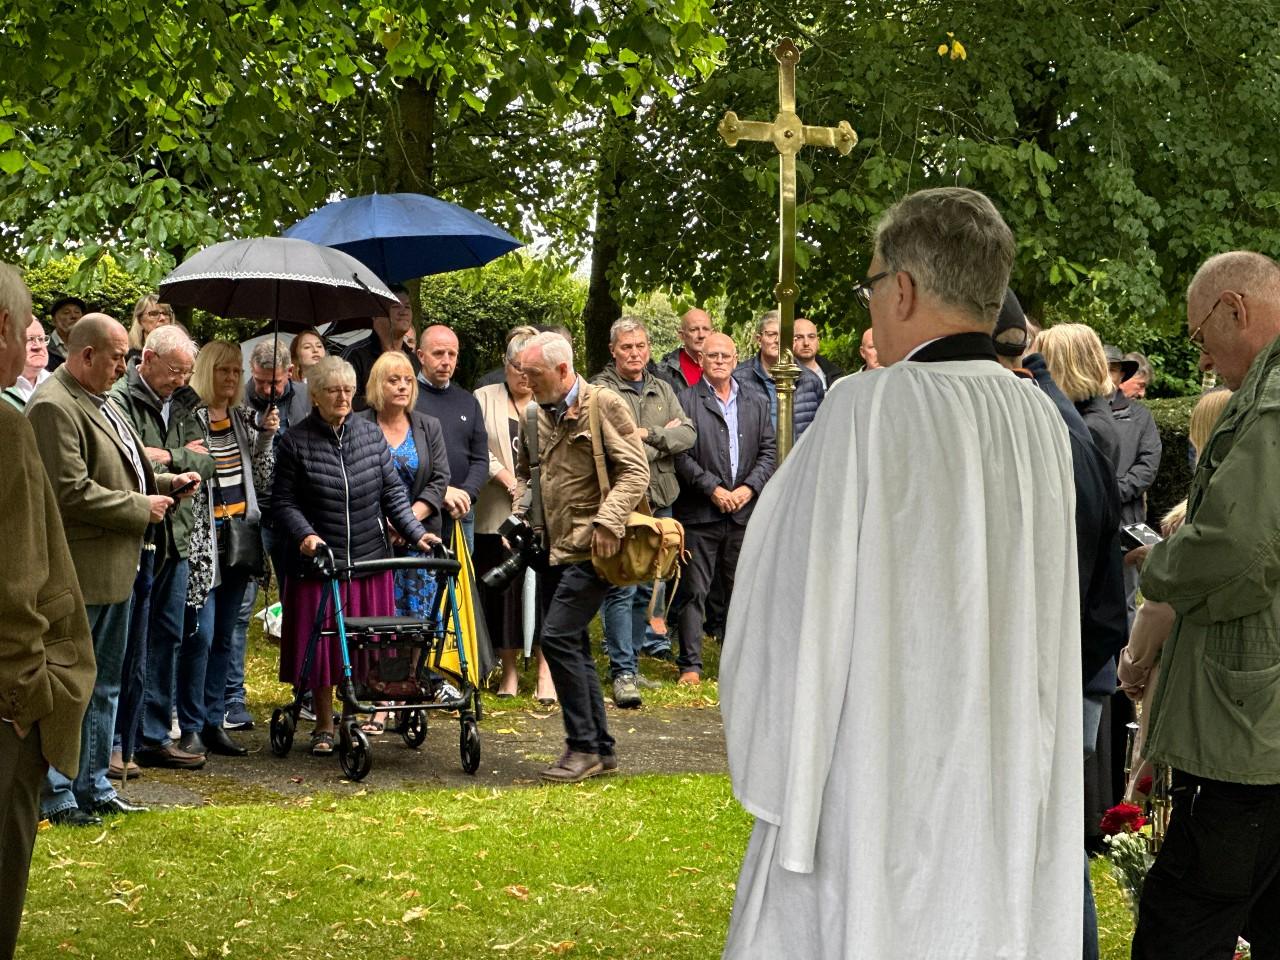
[601,584,645,679]
[42,599,132,816]
[183,568,253,731]
[114,547,155,761]
[226,526,282,708]
[139,558,191,746]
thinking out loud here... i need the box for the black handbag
[210,436,265,577]
[217,514,265,577]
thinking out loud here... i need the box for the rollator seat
[341,616,432,633]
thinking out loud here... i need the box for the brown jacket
[26,366,166,605]
[515,377,649,566]
[0,403,95,777]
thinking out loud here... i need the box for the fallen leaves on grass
[504,884,530,901]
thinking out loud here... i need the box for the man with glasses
[733,310,824,438]
[1128,251,1280,959]
[671,332,775,686]
[1,317,51,410]
[720,188,1082,957]
[109,325,215,775]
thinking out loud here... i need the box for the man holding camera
[514,332,649,783]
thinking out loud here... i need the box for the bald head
[1187,251,1280,389]
[793,317,819,363]
[65,313,129,394]
[859,327,880,370]
[418,324,459,388]
[700,332,738,389]
[679,309,713,358]
[66,313,125,352]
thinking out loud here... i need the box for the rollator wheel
[339,724,373,781]
[459,717,481,775]
[401,709,427,749]
[269,708,295,757]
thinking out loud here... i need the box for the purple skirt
[279,572,395,689]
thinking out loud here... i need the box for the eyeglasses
[703,351,735,362]
[1190,292,1239,350]
[25,334,49,346]
[164,361,192,378]
[854,271,891,310]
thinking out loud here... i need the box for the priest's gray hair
[874,187,1014,326]
[523,330,574,371]
[144,324,197,360]
[250,338,292,371]
[756,310,780,334]
[308,355,356,393]
[609,316,648,345]
[0,262,32,340]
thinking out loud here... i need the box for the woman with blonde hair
[127,294,174,361]
[1036,323,1121,469]
[355,351,451,732]
[184,340,278,758]
[1119,387,1233,800]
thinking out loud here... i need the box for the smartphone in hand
[1120,522,1163,551]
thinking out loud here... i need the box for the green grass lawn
[20,592,1139,958]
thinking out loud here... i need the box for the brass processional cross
[718,38,856,460]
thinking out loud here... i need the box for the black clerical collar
[908,332,1001,365]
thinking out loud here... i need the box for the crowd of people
[3,183,1277,959]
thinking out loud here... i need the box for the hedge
[1144,395,1198,527]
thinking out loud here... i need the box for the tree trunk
[582,111,633,377]
[382,74,440,322]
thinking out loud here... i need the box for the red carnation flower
[1101,803,1148,837]
[1137,775,1154,796]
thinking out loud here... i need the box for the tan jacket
[26,366,167,605]
[474,382,521,535]
[515,377,649,565]
[0,403,95,777]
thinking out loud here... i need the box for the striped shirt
[209,415,247,518]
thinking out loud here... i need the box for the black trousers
[538,560,614,757]
[1133,771,1280,959]
[671,518,745,674]
[0,723,46,960]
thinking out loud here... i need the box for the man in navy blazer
[672,333,776,684]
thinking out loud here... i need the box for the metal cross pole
[718,38,856,460]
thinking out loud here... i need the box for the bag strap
[524,401,545,530]
[587,388,652,516]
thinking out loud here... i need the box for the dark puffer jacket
[271,410,427,578]
[732,353,824,438]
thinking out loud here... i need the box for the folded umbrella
[283,192,523,284]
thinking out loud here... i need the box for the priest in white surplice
[721,188,1083,960]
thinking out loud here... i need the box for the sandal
[360,719,385,734]
[310,731,335,756]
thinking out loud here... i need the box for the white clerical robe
[721,359,1082,960]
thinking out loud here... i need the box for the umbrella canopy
[282,192,523,283]
[159,236,399,331]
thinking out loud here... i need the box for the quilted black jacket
[271,409,427,578]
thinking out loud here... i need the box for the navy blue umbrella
[282,192,523,284]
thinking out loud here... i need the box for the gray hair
[1188,251,1280,304]
[1125,351,1153,382]
[144,324,197,361]
[307,355,356,393]
[874,187,1014,326]
[0,262,32,340]
[609,315,648,346]
[250,338,292,371]
[756,310,780,335]
[505,330,538,365]
[522,330,573,370]
[505,324,539,347]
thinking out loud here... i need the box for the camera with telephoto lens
[481,515,541,591]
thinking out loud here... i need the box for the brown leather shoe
[599,753,619,775]
[107,756,141,780]
[539,750,603,783]
[677,671,701,686]
[134,743,206,770]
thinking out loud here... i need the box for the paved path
[121,701,728,807]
